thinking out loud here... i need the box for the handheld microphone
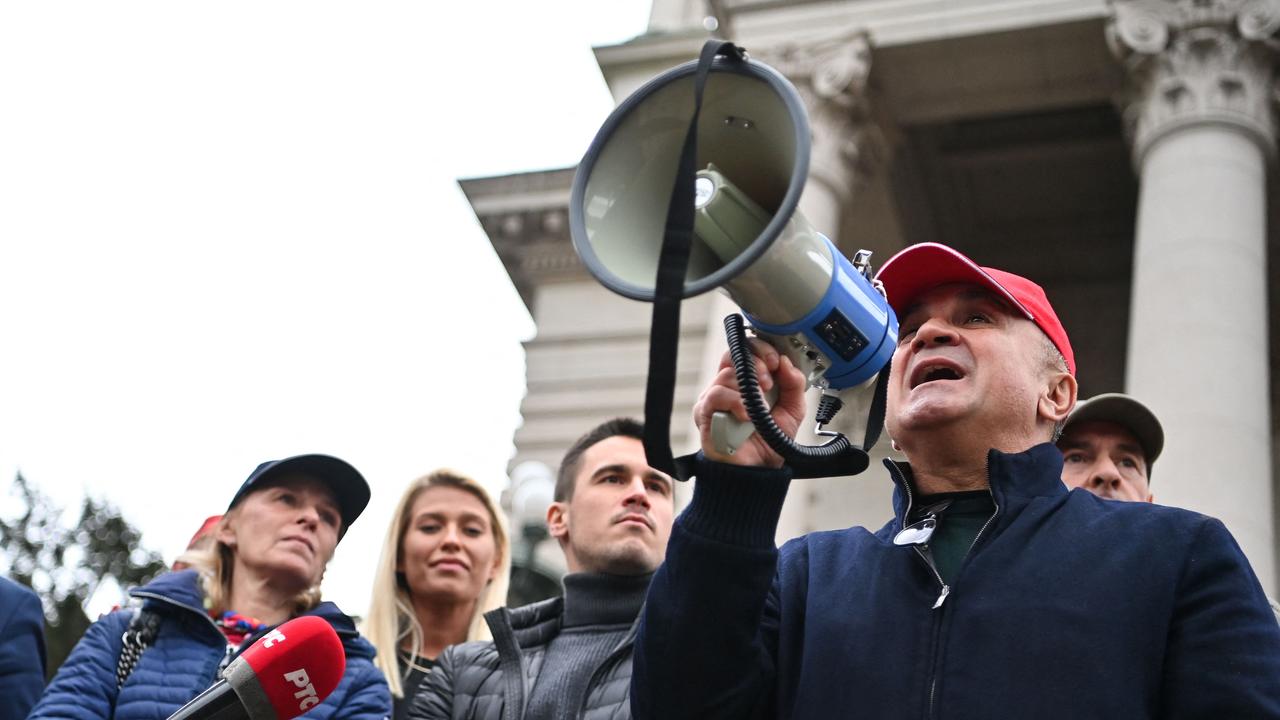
[167,615,347,720]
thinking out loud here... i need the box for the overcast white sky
[0,1,653,617]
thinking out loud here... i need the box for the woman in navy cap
[28,453,392,719]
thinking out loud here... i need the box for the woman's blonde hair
[363,469,511,699]
[175,507,326,618]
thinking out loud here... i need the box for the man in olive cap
[1057,392,1163,502]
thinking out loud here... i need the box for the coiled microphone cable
[724,313,869,471]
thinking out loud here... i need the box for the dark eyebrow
[900,287,1012,323]
[646,470,675,492]
[314,500,341,524]
[591,464,630,479]
[592,464,675,491]
[1115,443,1146,458]
[958,288,1014,312]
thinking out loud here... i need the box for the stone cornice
[1108,0,1280,164]
[757,31,888,200]
[458,168,583,311]
[727,1,1108,51]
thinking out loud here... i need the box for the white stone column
[1110,0,1280,592]
[759,33,888,541]
[772,33,883,236]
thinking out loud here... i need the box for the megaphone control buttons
[814,309,870,362]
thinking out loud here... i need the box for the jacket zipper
[129,590,229,684]
[219,644,237,676]
[964,496,1000,558]
[912,546,950,609]
[891,458,1004,719]
[575,624,639,719]
[924,459,1002,720]
[891,464,951,609]
[487,606,530,720]
[889,463,947,719]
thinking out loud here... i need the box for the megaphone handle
[720,313,873,478]
[710,385,778,456]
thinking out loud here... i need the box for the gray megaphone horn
[569,40,898,479]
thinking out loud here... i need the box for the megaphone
[569,40,898,478]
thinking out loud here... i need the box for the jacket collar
[886,442,1068,534]
[131,568,206,609]
[487,596,564,650]
[484,586,649,654]
[129,568,375,659]
[305,601,376,659]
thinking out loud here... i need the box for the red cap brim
[874,243,1075,375]
[875,243,1029,318]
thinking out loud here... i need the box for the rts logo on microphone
[236,615,345,718]
[284,668,321,711]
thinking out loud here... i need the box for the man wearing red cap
[632,243,1280,718]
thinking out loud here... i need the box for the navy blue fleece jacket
[632,444,1280,719]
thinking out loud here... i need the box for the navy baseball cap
[227,454,371,540]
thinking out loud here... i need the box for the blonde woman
[28,454,391,720]
[365,470,510,720]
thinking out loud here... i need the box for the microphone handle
[167,679,249,720]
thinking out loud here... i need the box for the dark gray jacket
[407,597,636,720]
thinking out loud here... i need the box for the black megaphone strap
[644,39,746,480]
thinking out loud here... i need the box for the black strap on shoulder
[116,608,161,690]
[644,39,746,480]
[861,366,890,452]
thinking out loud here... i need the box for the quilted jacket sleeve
[632,457,790,720]
[406,646,457,720]
[0,580,46,720]
[26,610,132,720]
[322,657,392,720]
[1161,517,1280,718]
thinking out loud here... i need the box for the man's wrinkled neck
[899,425,1045,495]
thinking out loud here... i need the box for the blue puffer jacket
[28,570,391,720]
[0,577,46,720]
[634,444,1280,719]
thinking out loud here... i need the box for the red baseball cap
[874,243,1075,376]
[186,515,223,550]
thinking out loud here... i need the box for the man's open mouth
[909,361,966,389]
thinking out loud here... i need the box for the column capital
[758,32,888,200]
[1107,0,1280,164]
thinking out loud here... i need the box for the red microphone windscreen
[223,615,347,720]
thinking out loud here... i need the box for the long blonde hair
[175,508,325,618]
[363,470,511,698]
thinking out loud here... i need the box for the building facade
[461,0,1280,593]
